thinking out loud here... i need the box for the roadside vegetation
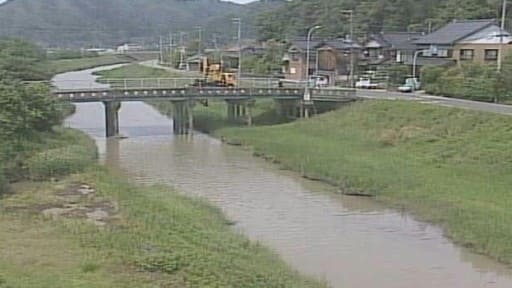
[214,100,512,264]
[0,39,77,193]
[421,55,512,103]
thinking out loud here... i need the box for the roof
[289,38,360,52]
[414,19,496,45]
[289,39,323,51]
[403,56,456,67]
[369,32,423,50]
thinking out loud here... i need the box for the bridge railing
[54,77,283,90]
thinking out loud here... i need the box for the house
[116,43,144,53]
[184,54,203,72]
[282,38,361,85]
[220,41,268,72]
[413,19,512,66]
[362,32,423,67]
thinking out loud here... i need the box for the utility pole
[178,31,186,70]
[498,0,507,72]
[342,10,354,87]
[169,32,174,67]
[233,18,242,86]
[212,33,221,63]
[159,36,163,64]
[194,26,202,56]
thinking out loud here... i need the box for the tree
[0,80,62,140]
[0,39,51,80]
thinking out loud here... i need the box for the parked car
[398,77,421,92]
[355,78,378,89]
[310,75,329,87]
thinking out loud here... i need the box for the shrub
[26,144,97,180]
[421,65,445,94]
[386,64,410,86]
[0,164,6,194]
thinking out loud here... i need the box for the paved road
[140,60,200,77]
[357,89,512,116]
[139,61,512,116]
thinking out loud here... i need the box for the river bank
[48,55,131,74]
[212,100,512,265]
[46,62,512,287]
[0,61,327,287]
[0,165,324,287]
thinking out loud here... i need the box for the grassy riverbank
[1,57,326,286]
[49,55,131,74]
[1,164,325,288]
[93,63,174,78]
[214,100,512,264]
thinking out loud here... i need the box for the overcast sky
[0,0,257,4]
[227,0,257,3]
[231,0,255,4]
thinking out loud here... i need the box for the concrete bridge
[53,78,356,137]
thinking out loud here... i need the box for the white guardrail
[52,78,283,90]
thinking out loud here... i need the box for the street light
[305,25,322,85]
[341,10,354,87]
[233,18,242,86]
[178,31,187,70]
[498,0,507,72]
[412,49,423,79]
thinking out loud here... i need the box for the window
[460,49,474,60]
[485,49,498,61]
[290,67,297,74]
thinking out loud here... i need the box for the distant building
[116,43,144,53]
[85,48,115,55]
[362,32,423,68]
[282,38,361,86]
[413,19,512,66]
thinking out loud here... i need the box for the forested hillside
[0,0,284,47]
[256,0,509,40]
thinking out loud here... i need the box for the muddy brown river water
[54,65,512,287]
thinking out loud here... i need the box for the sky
[0,0,257,4]
[227,0,257,3]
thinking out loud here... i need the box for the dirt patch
[37,183,119,227]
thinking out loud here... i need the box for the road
[139,60,512,116]
[357,89,512,116]
[140,60,200,77]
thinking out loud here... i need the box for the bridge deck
[52,78,356,103]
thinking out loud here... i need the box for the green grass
[215,100,512,264]
[48,55,131,74]
[0,127,97,187]
[0,168,325,288]
[94,64,179,78]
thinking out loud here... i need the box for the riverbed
[55,65,512,288]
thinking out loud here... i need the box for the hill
[0,0,284,48]
[255,0,508,40]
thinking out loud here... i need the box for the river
[54,65,512,288]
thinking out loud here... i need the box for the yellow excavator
[193,57,237,87]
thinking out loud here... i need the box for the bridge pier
[275,99,301,119]
[226,100,253,126]
[172,100,194,135]
[103,101,121,138]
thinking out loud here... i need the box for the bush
[0,165,6,194]
[386,64,410,86]
[421,65,445,94]
[26,144,97,180]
